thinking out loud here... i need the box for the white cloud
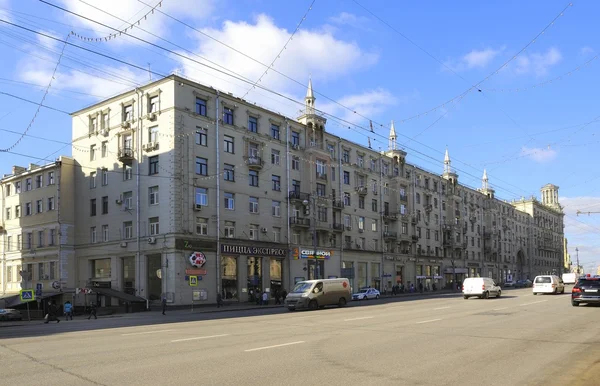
[0,0,12,23]
[56,0,214,44]
[580,46,595,56]
[328,12,370,30]
[319,88,399,126]
[513,47,562,77]
[444,47,504,72]
[177,14,379,116]
[520,145,557,163]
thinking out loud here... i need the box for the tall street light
[303,196,318,280]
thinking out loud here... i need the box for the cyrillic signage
[221,244,287,257]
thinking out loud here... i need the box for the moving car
[503,281,515,287]
[462,277,501,299]
[571,275,600,307]
[562,273,578,285]
[285,278,351,311]
[515,279,532,288]
[352,288,380,301]
[532,275,565,295]
[0,308,22,321]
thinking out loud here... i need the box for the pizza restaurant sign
[293,248,332,260]
[221,244,287,257]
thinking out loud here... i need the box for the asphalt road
[1,287,599,386]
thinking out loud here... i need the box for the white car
[462,277,501,299]
[532,275,565,295]
[352,288,380,300]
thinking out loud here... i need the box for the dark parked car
[572,275,600,307]
[515,279,532,288]
[0,308,22,321]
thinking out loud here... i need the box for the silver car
[352,288,380,301]
[0,309,22,321]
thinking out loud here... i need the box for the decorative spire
[306,76,314,99]
[482,169,489,190]
[389,120,397,150]
[443,148,451,174]
[305,75,315,114]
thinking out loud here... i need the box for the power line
[0,91,71,114]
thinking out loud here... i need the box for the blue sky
[0,0,598,272]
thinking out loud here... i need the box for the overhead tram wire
[0,20,543,200]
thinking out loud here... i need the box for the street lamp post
[303,196,318,280]
[575,247,580,274]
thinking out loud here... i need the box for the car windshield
[577,279,600,288]
[291,282,313,293]
[535,277,551,283]
[357,289,368,293]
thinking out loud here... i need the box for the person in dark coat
[87,302,97,320]
[45,301,60,324]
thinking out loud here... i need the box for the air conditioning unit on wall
[147,237,157,244]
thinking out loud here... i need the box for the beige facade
[0,157,75,304]
[563,237,571,273]
[66,75,565,306]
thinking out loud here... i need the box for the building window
[224,221,235,238]
[196,218,208,235]
[317,206,327,222]
[224,135,234,153]
[249,225,258,240]
[359,197,365,209]
[148,126,158,142]
[15,205,21,218]
[90,172,96,188]
[271,150,280,165]
[195,98,207,116]
[358,217,365,231]
[272,201,281,217]
[123,104,133,121]
[149,156,159,175]
[123,191,133,210]
[271,124,280,140]
[15,181,21,194]
[372,199,377,213]
[47,197,55,211]
[249,170,259,187]
[195,187,207,206]
[249,197,258,213]
[37,231,44,247]
[272,175,281,191]
[291,131,300,146]
[90,116,97,134]
[372,220,377,232]
[102,168,108,186]
[272,227,281,243]
[25,178,32,191]
[149,186,159,205]
[248,143,259,157]
[49,229,56,246]
[123,165,132,180]
[25,202,32,216]
[223,107,234,125]
[90,227,97,243]
[344,193,351,206]
[343,171,350,184]
[292,157,300,170]
[102,196,108,214]
[196,128,207,146]
[149,95,159,113]
[196,157,208,175]
[248,116,258,133]
[5,208,10,220]
[342,150,350,163]
[316,183,325,197]
[101,141,108,157]
[102,225,109,242]
[123,221,133,239]
[149,217,160,235]
[224,192,235,210]
[17,234,22,249]
[36,200,43,213]
[5,184,10,196]
[224,164,235,181]
[90,145,97,161]
[38,262,45,280]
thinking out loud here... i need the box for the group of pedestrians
[44,300,97,324]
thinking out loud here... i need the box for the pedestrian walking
[44,301,60,324]
[161,294,167,315]
[64,301,73,321]
[216,293,223,308]
[87,302,97,320]
[262,291,268,305]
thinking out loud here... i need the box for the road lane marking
[433,306,450,310]
[344,316,374,321]
[492,307,509,311]
[244,341,305,352]
[122,329,174,336]
[171,334,230,343]
[519,300,548,306]
[416,318,442,324]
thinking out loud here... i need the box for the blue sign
[382,274,392,278]
[20,289,35,302]
[36,283,43,297]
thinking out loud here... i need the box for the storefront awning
[3,292,62,308]
[92,287,146,303]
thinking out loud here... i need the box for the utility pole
[575,247,580,274]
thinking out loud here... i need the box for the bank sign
[292,248,332,260]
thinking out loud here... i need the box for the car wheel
[496,290,501,298]
[533,292,537,296]
[484,291,489,299]
[338,297,347,307]
[375,295,380,299]
[561,288,565,294]
[571,301,579,307]
[308,300,318,310]
[463,295,469,300]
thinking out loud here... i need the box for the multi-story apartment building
[563,237,572,273]
[68,74,565,307]
[0,158,75,307]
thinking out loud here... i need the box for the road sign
[36,283,43,297]
[189,276,198,286]
[20,289,35,302]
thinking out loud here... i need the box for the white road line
[122,329,174,336]
[493,307,509,311]
[519,300,548,306]
[244,341,305,352]
[171,334,230,343]
[416,318,442,324]
[433,306,450,310]
[344,316,374,322]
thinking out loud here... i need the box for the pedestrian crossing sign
[20,289,35,302]
[189,276,198,286]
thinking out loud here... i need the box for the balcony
[355,186,367,195]
[289,217,310,227]
[246,156,263,170]
[332,200,344,210]
[411,235,419,242]
[332,223,343,232]
[316,173,327,181]
[118,147,134,164]
[424,204,433,212]
[383,212,399,220]
[289,191,310,202]
[316,221,330,230]
[383,231,397,240]
[399,195,408,202]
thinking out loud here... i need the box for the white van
[462,277,501,299]
[284,278,351,311]
[562,273,577,285]
[533,275,565,295]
